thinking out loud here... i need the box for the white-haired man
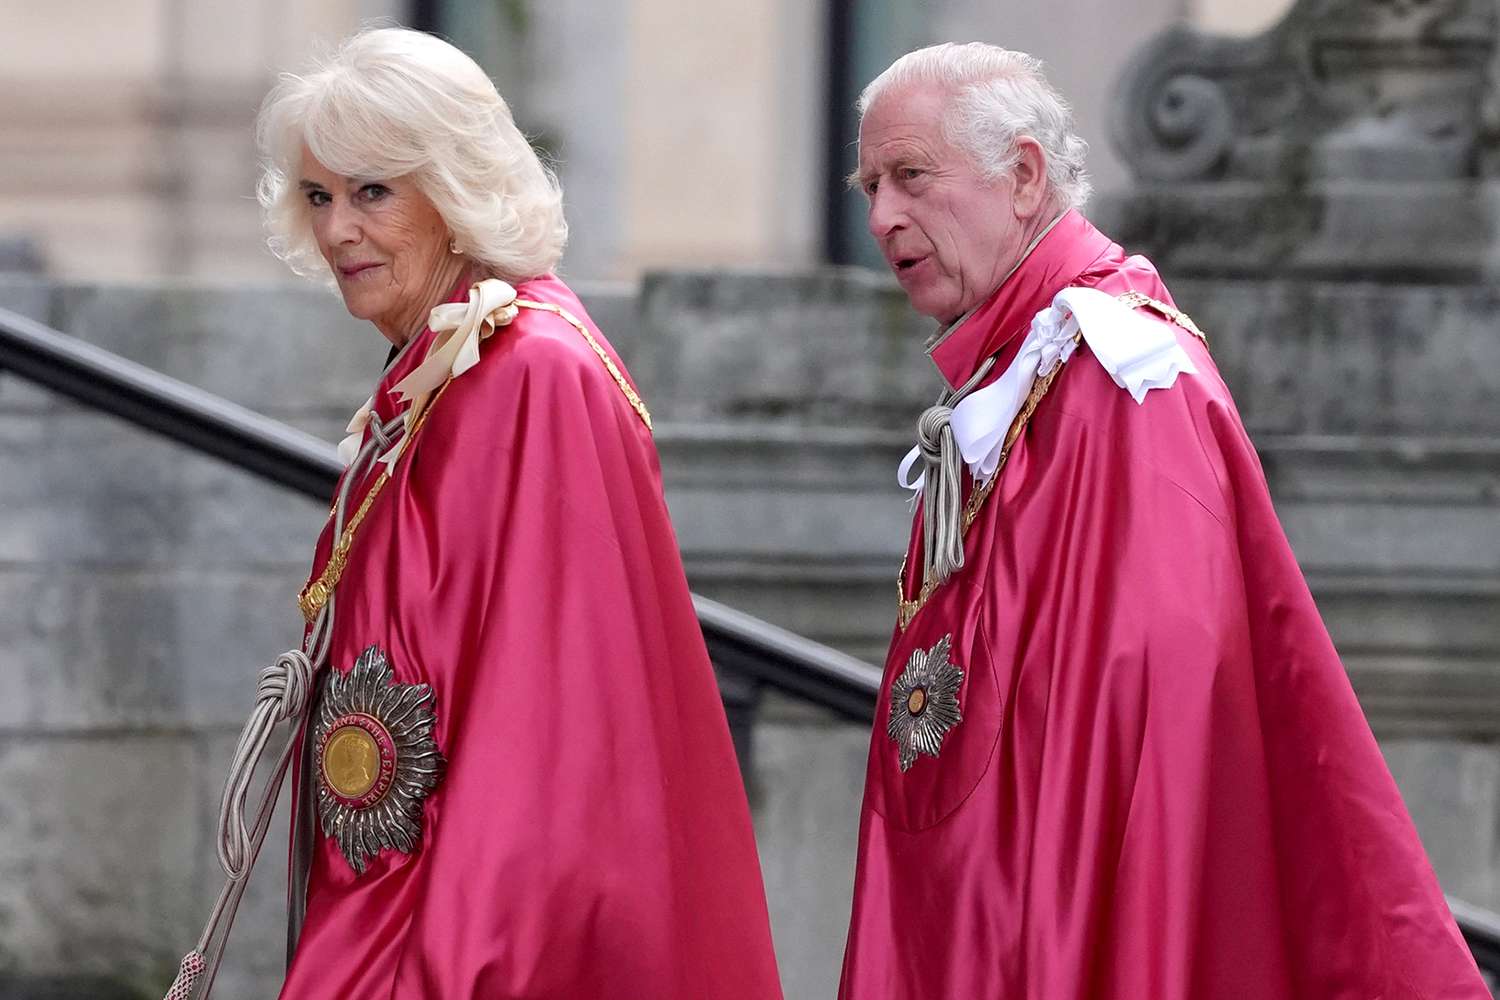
[838,43,1486,1000]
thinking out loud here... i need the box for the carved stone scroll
[1112,0,1497,184]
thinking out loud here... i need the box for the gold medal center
[324,725,382,799]
[907,687,928,716]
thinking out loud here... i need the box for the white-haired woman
[214,26,780,1000]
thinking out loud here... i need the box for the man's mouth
[893,255,927,274]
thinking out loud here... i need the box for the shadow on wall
[0,236,45,276]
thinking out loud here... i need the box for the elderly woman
[220,26,780,1000]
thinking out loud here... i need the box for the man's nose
[867,188,905,240]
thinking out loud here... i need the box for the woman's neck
[375,256,476,347]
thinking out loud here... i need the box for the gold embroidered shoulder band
[514,298,653,432]
[1116,290,1208,345]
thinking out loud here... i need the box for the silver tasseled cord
[909,212,1069,588]
[914,356,996,588]
[167,409,409,1000]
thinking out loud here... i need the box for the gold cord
[513,298,653,432]
[297,379,455,623]
[1116,290,1208,345]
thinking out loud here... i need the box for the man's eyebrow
[847,150,932,191]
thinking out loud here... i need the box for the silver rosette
[887,634,964,772]
[313,645,445,873]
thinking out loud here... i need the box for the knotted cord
[912,356,996,587]
[216,650,314,877]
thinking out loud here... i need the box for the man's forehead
[858,83,954,162]
[862,82,951,127]
[857,136,941,172]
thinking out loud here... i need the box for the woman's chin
[337,287,390,323]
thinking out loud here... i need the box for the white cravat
[900,286,1198,492]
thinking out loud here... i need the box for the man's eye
[898,167,923,181]
[863,179,879,196]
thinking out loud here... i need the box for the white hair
[256,27,567,282]
[857,42,1092,209]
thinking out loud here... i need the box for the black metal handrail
[0,303,883,722]
[0,305,340,497]
[695,594,880,721]
[1449,896,1500,979]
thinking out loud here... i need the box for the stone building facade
[0,0,1292,282]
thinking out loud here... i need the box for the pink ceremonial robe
[279,275,783,999]
[839,211,1487,999]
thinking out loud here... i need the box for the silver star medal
[313,645,445,873]
[887,634,965,772]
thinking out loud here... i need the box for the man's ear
[1011,136,1050,218]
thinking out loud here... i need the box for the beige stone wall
[0,0,398,282]
[610,0,1299,275]
[1191,0,1296,34]
[620,0,824,272]
[0,0,1304,284]
[926,0,1188,198]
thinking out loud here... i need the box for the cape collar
[926,209,1115,390]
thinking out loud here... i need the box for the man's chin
[904,290,958,324]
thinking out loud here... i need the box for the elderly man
[838,43,1487,999]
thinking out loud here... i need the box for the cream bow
[384,278,520,467]
[337,395,376,467]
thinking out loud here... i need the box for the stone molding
[1104,0,1500,279]
[1112,0,1498,185]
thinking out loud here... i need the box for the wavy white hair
[256,27,567,282]
[857,42,1092,209]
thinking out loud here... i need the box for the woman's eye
[358,184,390,202]
[306,190,331,207]
[864,180,879,196]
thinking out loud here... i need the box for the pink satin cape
[838,212,1487,999]
[279,275,783,999]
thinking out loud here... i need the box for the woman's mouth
[339,262,383,279]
